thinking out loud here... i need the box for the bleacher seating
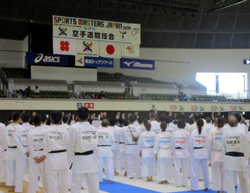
[190,95,227,102]
[141,93,180,101]
[2,68,26,79]
[74,81,126,96]
[39,91,69,99]
[84,92,134,100]
[97,72,171,84]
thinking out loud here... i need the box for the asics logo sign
[34,54,60,63]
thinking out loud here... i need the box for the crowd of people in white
[0,108,249,193]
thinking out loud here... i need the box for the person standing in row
[96,119,114,183]
[149,112,161,134]
[43,111,69,193]
[0,120,6,187]
[207,117,226,193]
[154,122,173,184]
[172,119,190,187]
[123,116,142,179]
[189,119,210,192]
[222,116,249,193]
[5,112,21,192]
[15,112,34,193]
[138,122,156,182]
[70,107,99,193]
[27,115,48,193]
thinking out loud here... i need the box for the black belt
[35,149,43,151]
[8,146,17,148]
[119,142,125,144]
[75,150,93,155]
[194,147,204,149]
[175,147,182,149]
[98,145,111,147]
[144,146,154,148]
[49,150,66,154]
[126,144,137,145]
[4,149,6,151]
[225,152,244,157]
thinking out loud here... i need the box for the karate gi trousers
[71,172,99,193]
[47,168,68,193]
[116,146,126,173]
[157,158,173,181]
[225,170,249,193]
[112,150,117,170]
[15,155,28,192]
[211,162,226,191]
[28,161,48,193]
[125,152,142,178]
[142,157,155,177]
[190,159,210,190]
[0,147,6,183]
[174,157,189,187]
[5,149,17,186]
[98,157,114,182]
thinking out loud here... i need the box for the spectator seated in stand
[34,86,39,98]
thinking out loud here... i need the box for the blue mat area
[100,180,236,193]
[99,179,161,193]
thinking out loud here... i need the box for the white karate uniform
[136,125,145,133]
[138,131,156,177]
[185,123,197,134]
[123,124,142,178]
[96,127,114,182]
[203,123,214,134]
[154,131,173,181]
[43,125,69,193]
[15,123,34,192]
[0,123,6,183]
[27,126,48,193]
[150,121,161,134]
[41,124,49,130]
[172,129,190,187]
[4,124,19,186]
[189,130,210,190]
[116,126,126,173]
[166,125,176,135]
[238,123,248,135]
[222,126,249,193]
[69,122,99,193]
[109,126,119,170]
[170,122,178,132]
[62,123,70,131]
[207,127,226,191]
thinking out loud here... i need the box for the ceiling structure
[1,0,250,48]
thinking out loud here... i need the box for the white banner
[100,42,122,58]
[122,44,140,58]
[53,38,76,55]
[76,40,99,57]
[53,15,141,44]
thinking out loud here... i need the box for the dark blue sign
[83,57,114,68]
[26,52,69,65]
[120,58,155,70]
[244,59,250,65]
[77,103,82,109]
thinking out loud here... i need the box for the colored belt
[194,147,204,149]
[126,144,137,145]
[35,149,43,151]
[119,142,125,144]
[225,152,244,157]
[75,150,93,156]
[98,145,111,147]
[49,150,66,154]
[8,146,17,148]
[175,147,182,149]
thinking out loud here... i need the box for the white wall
[98,48,250,90]
[31,66,97,84]
[0,37,28,68]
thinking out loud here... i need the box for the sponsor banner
[100,42,122,58]
[75,56,114,68]
[120,58,155,70]
[26,52,69,65]
[77,103,82,109]
[76,40,99,57]
[53,15,141,44]
[53,38,76,55]
[122,44,140,58]
[84,103,94,109]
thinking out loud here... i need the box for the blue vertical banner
[216,75,219,93]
